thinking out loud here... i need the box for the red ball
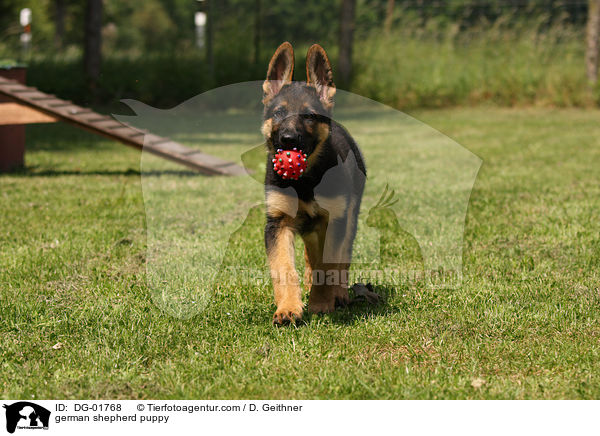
[272,149,307,180]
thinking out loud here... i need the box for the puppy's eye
[273,108,287,118]
[303,112,317,122]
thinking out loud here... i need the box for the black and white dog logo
[3,402,50,433]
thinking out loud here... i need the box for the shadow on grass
[4,167,200,178]
[285,284,399,327]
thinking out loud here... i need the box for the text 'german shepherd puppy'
[262,42,366,325]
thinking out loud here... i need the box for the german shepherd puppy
[262,42,366,325]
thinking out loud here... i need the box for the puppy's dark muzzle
[279,132,303,148]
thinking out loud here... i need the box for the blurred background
[0,0,598,110]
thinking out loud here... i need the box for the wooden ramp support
[0,76,247,176]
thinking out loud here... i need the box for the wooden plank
[61,109,102,120]
[143,147,223,175]
[1,85,31,93]
[148,140,196,156]
[143,134,171,146]
[0,84,37,93]
[0,102,58,125]
[34,99,70,107]
[29,94,59,101]
[7,91,51,100]
[185,153,247,176]
[47,101,74,108]
[0,76,248,176]
[86,116,112,123]
[88,119,125,130]
[107,126,142,137]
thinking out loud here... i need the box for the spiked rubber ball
[272,148,307,180]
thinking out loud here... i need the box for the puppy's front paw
[273,303,303,326]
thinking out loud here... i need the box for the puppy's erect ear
[263,42,294,103]
[306,44,336,109]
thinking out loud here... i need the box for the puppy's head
[262,42,336,158]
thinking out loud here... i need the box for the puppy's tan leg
[307,263,350,313]
[303,246,313,291]
[326,202,358,309]
[266,220,303,324]
[325,196,360,309]
[330,263,351,308]
[306,199,359,313]
[303,217,340,313]
[302,229,322,293]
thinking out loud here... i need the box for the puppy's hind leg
[305,216,345,313]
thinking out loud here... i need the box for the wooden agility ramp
[0,75,246,176]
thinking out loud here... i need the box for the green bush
[26,53,211,109]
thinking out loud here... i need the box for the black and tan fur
[262,42,366,325]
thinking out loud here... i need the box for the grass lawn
[1,107,599,399]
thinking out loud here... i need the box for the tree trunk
[54,0,65,48]
[205,0,214,80]
[586,0,600,92]
[253,0,261,65]
[84,0,103,100]
[384,0,395,34]
[338,0,356,89]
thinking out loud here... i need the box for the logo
[3,402,50,434]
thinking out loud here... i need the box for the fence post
[586,0,600,97]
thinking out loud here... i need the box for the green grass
[1,107,600,399]
[353,21,598,108]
